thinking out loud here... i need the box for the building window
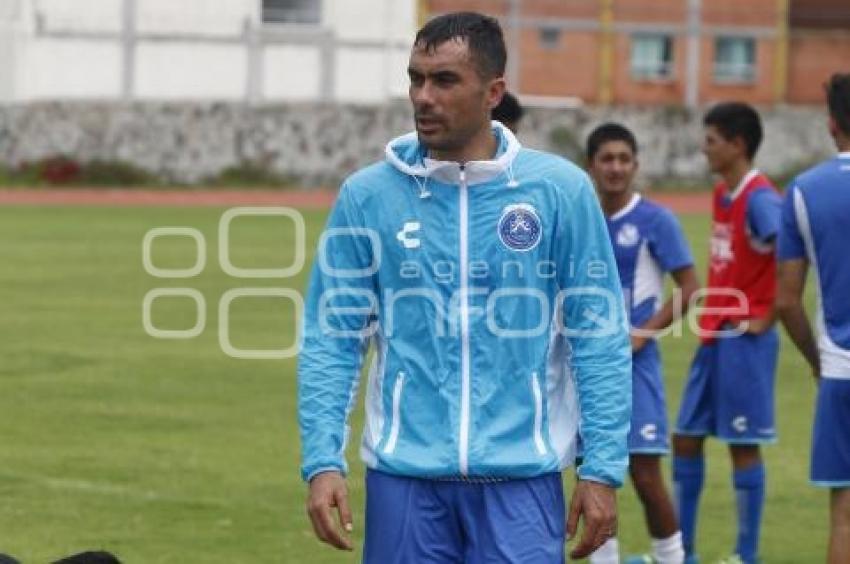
[714,37,756,83]
[539,26,561,50]
[630,34,674,80]
[262,0,321,25]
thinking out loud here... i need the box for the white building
[0,0,417,103]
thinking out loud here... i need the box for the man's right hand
[306,471,353,551]
[566,479,618,559]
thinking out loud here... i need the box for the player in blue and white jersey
[586,123,700,564]
[777,73,850,564]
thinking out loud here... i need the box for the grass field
[0,205,827,563]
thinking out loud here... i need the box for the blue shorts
[675,328,778,443]
[811,377,850,487]
[363,469,565,564]
[628,341,670,454]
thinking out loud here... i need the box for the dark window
[262,0,321,25]
[539,26,561,50]
[630,34,674,80]
[714,37,756,83]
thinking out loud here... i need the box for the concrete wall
[0,2,19,102]
[0,0,416,103]
[0,101,836,187]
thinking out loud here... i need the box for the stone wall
[0,101,836,187]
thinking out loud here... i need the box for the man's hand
[734,315,774,335]
[566,479,617,560]
[306,471,353,551]
[630,333,648,353]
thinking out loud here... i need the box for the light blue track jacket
[298,122,631,486]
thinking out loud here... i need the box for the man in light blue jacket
[299,11,632,563]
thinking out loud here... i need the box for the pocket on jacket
[530,371,548,456]
[382,371,406,454]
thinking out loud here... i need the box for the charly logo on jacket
[396,221,421,249]
[498,203,542,251]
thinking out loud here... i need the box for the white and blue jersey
[298,123,632,487]
[778,152,850,485]
[779,153,850,379]
[607,194,693,453]
[607,194,694,329]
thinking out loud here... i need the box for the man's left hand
[734,317,774,335]
[630,334,648,353]
[566,479,617,559]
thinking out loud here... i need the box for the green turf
[0,206,826,563]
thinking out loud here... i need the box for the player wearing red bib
[673,103,782,564]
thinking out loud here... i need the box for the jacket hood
[384,121,522,188]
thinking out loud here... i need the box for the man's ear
[487,78,507,111]
[828,115,839,139]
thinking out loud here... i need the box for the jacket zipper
[459,165,471,475]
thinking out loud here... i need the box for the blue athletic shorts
[628,341,670,454]
[675,328,778,443]
[811,377,850,487]
[363,469,565,563]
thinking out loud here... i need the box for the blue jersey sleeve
[747,187,782,243]
[777,184,807,261]
[649,208,694,273]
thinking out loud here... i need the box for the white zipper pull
[459,165,466,186]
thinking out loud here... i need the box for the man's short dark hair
[492,92,523,125]
[826,73,850,136]
[703,102,763,160]
[586,122,638,160]
[414,12,507,79]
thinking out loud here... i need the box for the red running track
[0,188,710,214]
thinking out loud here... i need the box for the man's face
[702,125,743,174]
[588,140,638,197]
[407,39,501,153]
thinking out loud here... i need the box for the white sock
[589,537,620,564]
[651,531,685,564]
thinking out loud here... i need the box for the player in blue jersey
[777,73,850,564]
[299,12,632,563]
[585,123,700,564]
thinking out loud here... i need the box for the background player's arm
[747,187,783,249]
[741,307,777,335]
[776,258,820,377]
[776,183,819,378]
[631,265,700,352]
